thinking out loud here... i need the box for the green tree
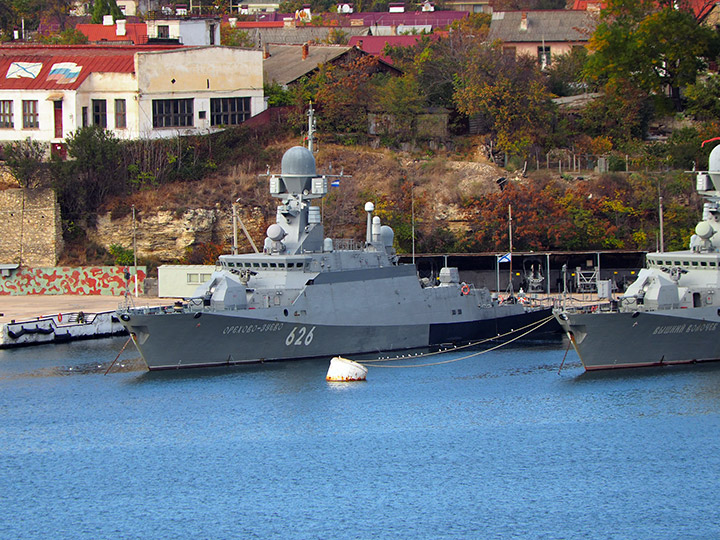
[37,27,89,44]
[384,15,489,109]
[375,73,426,138]
[221,26,254,47]
[91,0,124,24]
[312,56,382,134]
[585,0,719,110]
[108,243,134,266]
[0,2,15,38]
[545,46,589,97]
[54,125,124,224]
[454,48,554,156]
[2,138,48,188]
[41,0,77,31]
[324,27,349,45]
[264,82,294,107]
[576,80,653,144]
[685,74,720,121]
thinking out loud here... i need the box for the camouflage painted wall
[0,266,147,295]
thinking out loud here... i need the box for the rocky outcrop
[89,206,267,261]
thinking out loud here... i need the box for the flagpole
[508,204,513,296]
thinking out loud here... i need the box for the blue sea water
[1,337,720,540]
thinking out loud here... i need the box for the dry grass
[97,139,509,255]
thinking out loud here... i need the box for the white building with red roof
[0,44,264,149]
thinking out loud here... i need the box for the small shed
[158,264,216,298]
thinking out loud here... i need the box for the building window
[0,101,13,128]
[158,25,170,38]
[538,46,551,69]
[152,98,194,128]
[210,97,250,126]
[115,99,127,129]
[93,99,107,127]
[82,106,88,127]
[22,100,38,129]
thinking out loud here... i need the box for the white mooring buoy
[326,356,368,382]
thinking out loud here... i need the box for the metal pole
[132,205,138,297]
[232,203,238,255]
[411,184,415,265]
[659,195,664,253]
[546,253,550,296]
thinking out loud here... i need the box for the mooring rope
[364,314,556,369]
[104,336,132,375]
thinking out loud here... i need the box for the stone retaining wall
[0,188,63,267]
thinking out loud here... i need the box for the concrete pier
[0,295,178,348]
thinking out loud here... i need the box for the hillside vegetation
[3,2,720,266]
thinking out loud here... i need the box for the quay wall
[402,252,647,294]
[0,266,147,295]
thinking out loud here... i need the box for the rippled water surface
[1,337,719,539]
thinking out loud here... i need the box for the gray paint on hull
[126,311,428,369]
[558,308,720,369]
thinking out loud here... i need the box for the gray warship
[556,142,720,370]
[118,143,554,370]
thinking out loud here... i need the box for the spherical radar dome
[281,146,316,177]
[267,223,286,242]
[711,144,720,173]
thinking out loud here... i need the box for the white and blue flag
[498,253,512,263]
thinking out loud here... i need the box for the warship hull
[124,306,554,370]
[557,307,720,370]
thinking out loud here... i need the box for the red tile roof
[0,45,177,91]
[76,23,149,44]
[348,10,467,27]
[348,35,424,63]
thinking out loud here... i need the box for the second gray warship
[556,141,720,370]
[118,142,554,370]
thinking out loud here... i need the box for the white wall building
[146,18,221,45]
[0,45,264,148]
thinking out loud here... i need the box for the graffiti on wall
[0,267,147,295]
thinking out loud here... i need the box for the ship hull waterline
[123,308,555,370]
[557,308,720,370]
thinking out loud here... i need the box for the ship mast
[307,102,317,153]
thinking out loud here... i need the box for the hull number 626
[285,326,316,346]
